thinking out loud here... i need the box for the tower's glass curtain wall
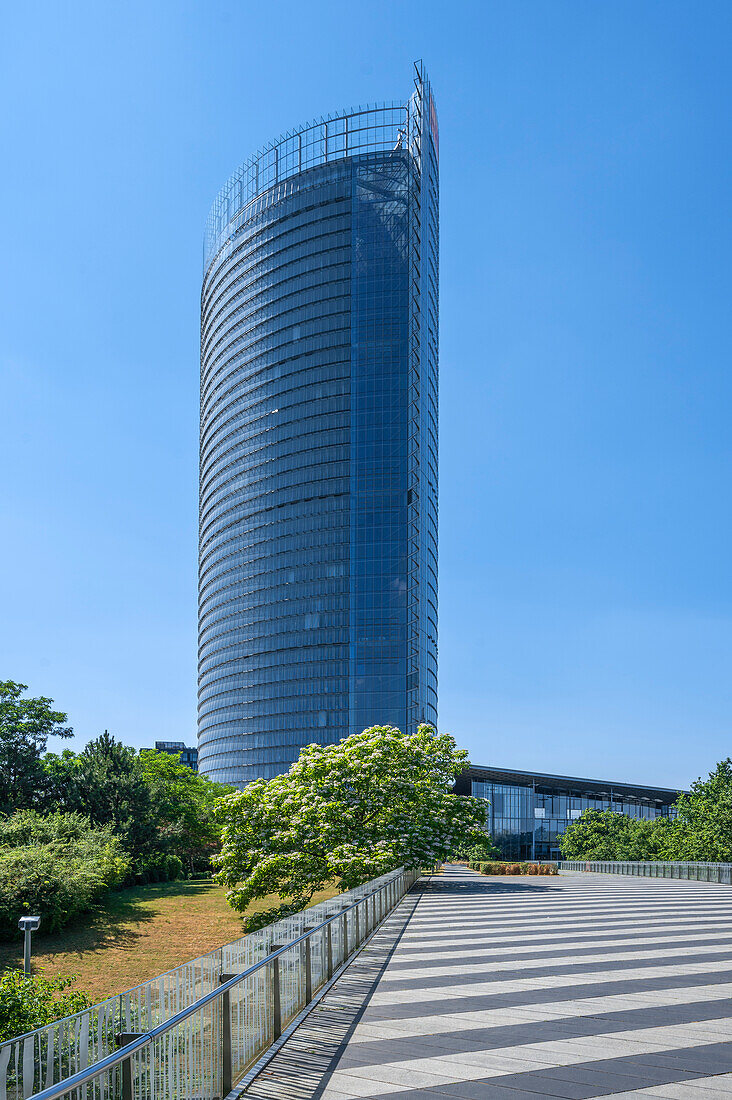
[199,65,438,786]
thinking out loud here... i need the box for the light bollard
[18,915,41,976]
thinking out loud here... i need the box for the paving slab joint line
[225,875,430,1100]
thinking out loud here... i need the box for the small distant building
[154,741,199,772]
[455,764,681,862]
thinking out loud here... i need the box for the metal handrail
[561,860,732,883]
[24,869,414,1100]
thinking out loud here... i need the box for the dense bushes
[0,810,112,848]
[468,861,558,875]
[0,813,186,937]
[0,971,90,1043]
[0,812,130,936]
[136,853,183,884]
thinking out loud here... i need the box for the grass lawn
[0,881,339,1003]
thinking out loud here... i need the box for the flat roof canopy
[457,764,682,805]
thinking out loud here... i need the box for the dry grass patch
[0,880,339,1002]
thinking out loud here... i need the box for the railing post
[355,903,361,947]
[121,1056,133,1100]
[304,935,312,1003]
[326,923,333,980]
[342,911,348,960]
[115,1033,143,1100]
[271,947,283,1041]
[219,974,236,1098]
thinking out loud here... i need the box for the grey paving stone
[244,866,732,1100]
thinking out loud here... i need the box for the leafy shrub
[0,813,130,936]
[138,853,165,883]
[0,970,91,1043]
[0,811,98,848]
[165,854,183,881]
[136,853,183,884]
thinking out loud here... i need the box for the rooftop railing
[561,860,732,883]
[2,865,418,1100]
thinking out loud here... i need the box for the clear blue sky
[1,1,730,789]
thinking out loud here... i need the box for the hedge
[468,861,558,876]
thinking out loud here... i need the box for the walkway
[246,865,732,1100]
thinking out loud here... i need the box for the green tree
[45,738,230,870]
[559,810,635,859]
[673,759,732,861]
[137,749,230,870]
[0,682,72,814]
[44,732,156,859]
[559,809,676,860]
[215,724,489,928]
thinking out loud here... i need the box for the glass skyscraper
[199,65,438,786]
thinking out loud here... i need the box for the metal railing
[203,101,419,273]
[1,866,418,1100]
[561,860,732,883]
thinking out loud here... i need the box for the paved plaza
[247,864,732,1100]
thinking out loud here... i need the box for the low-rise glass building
[454,765,681,861]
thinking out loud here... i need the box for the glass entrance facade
[457,766,680,861]
[199,67,438,785]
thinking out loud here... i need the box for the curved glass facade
[199,66,438,786]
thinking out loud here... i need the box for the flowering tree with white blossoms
[214,724,489,928]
